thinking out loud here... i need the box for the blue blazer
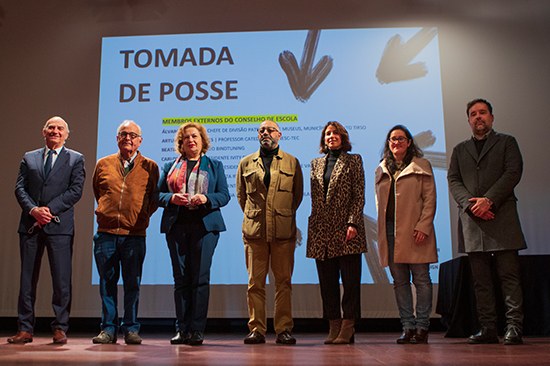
[158,155,230,234]
[15,146,86,235]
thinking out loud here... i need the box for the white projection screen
[95,27,451,289]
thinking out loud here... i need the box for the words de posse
[118,47,239,102]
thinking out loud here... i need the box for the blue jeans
[93,232,146,336]
[166,224,218,334]
[387,221,433,330]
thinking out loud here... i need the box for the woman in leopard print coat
[306,121,367,344]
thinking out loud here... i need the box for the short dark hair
[319,121,352,154]
[467,98,493,116]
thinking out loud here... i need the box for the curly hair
[174,122,211,157]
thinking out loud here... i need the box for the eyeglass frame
[257,127,280,134]
[388,136,409,143]
[118,131,142,139]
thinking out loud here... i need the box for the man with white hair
[9,116,85,344]
[92,120,159,345]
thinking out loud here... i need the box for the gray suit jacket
[447,130,526,253]
[15,146,86,235]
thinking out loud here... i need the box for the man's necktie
[44,149,54,177]
[124,159,133,174]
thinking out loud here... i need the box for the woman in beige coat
[375,125,437,344]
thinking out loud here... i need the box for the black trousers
[468,250,524,330]
[18,232,73,333]
[315,254,362,320]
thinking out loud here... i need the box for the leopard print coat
[306,152,367,260]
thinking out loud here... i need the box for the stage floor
[1,332,549,365]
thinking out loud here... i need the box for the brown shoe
[7,331,33,344]
[324,319,342,344]
[53,329,68,344]
[411,328,429,344]
[332,319,355,344]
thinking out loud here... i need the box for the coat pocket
[278,167,294,192]
[274,208,296,240]
[242,208,262,239]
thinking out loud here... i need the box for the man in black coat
[448,98,526,345]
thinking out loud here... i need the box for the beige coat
[237,148,303,243]
[375,157,437,266]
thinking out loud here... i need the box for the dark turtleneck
[473,135,487,155]
[260,146,279,188]
[324,149,341,196]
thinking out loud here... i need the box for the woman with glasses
[375,124,438,344]
[158,122,230,346]
[307,121,367,344]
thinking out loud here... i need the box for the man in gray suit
[448,98,526,345]
[9,116,86,344]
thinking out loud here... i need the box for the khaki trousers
[244,238,296,335]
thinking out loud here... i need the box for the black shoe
[170,331,190,345]
[396,329,415,344]
[503,326,523,345]
[276,330,296,345]
[244,331,266,344]
[468,327,499,344]
[411,328,429,344]
[188,331,204,346]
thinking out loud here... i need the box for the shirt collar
[45,146,63,156]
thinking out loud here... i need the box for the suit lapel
[313,156,327,202]
[37,147,47,179]
[478,131,498,161]
[464,139,478,162]
[48,147,68,179]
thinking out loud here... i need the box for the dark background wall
[1,0,549,319]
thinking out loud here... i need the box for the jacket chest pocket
[278,167,295,192]
[243,168,262,194]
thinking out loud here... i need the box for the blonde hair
[174,122,211,156]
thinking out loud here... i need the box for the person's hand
[345,225,357,241]
[468,197,495,220]
[31,206,53,226]
[414,230,427,244]
[190,194,207,206]
[170,193,190,206]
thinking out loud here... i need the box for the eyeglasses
[118,131,141,139]
[258,127,279,134]
[388,136,409,143]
